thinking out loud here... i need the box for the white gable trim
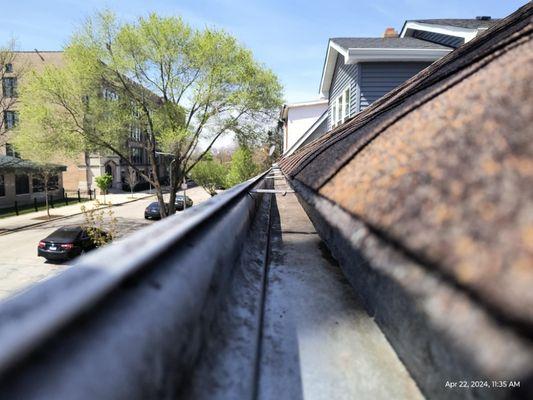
[319,41,349,98]
[400,21,479,42]
[319,41,451,98]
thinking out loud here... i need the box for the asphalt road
[0,187,211,301]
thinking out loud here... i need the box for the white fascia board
[284,111,328,157]
[346,48,452,63]
[281,99,328,120]
[400,21,478,42]
[319,41,349,98]
[285,99,329,108]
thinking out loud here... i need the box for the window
[331,87,351,128]
[344,88,350,118]
[131,124,142,141]
[2,77,17,97]
[103,87,118,101]
[0,175,4,197]
[15,174,29,195]
[4,111,18,129]
[32,174,59,192]
[5,63,13,73]
[5,143,19,158]
[131,148,143,165]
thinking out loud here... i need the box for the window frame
[2,77,17,97]
[5,143,20,158]
[32,173,59,193]
[131,147,143,165]
[4,111,18,129]
[331,86,351,128]
[15,173,30,196]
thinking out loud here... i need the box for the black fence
[0,189,96,217]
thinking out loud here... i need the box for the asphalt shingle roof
[331,37,452,51]
[0,155,66,173]
[281,4,533,330]
[411,18,500,29]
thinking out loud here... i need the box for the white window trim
[331,86,350,128]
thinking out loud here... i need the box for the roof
[283,110,328,156]
[281,2,533,332]
[409,18,500,29]
[280,99,328,120]
[330,37,451,51]
[320,37,452,97]
[0,156,67,173]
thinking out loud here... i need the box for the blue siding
[359,62,431,110]
[328,54,359,129]
[412,30,464,49]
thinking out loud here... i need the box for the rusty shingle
[281,3,533,329]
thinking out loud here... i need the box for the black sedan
[144,201,169,220]
[175,195,193,211]
[38,226,105,261]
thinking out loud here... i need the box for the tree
[95,173,113,202]
[17,11,283,219]
[226,146,259,187]
[12,117,69,218]
[80,200,117,247]
[190,156,227,196]
[124,165,138,198]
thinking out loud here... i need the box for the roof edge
[284,110,328,156]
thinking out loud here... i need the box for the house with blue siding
[320,36,451,129]
[282,17,500,155]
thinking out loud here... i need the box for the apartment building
[0,50,163,205]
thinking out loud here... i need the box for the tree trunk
[147,153,166,219]
[167,161,182,216]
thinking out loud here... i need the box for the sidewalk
[0,190,158,233]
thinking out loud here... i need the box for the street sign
[181,183,188,190]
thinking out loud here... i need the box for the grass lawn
[0,198,91,219]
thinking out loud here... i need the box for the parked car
[175,195,193,211]
[144,201,169,220]
[38,226,107,261]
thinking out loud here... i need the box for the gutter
[0,170,270,399]
[285,176,533,399]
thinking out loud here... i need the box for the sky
[0,0,528,104]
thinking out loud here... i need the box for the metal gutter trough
[0,166,423,399]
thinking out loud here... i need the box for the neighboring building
[280,99,328,156]
[400,16,499,48]
[320,34,451,130]
[0,155,66,209]
[282,17,499,156]
[0,51,163,197]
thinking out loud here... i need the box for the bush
[190,160,227,196]
[226,147,259,187]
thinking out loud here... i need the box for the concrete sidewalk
[0,190,158,233]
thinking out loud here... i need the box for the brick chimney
[383,27,399,38]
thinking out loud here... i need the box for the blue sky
[0,0,528,103]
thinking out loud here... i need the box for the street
[0,186,211,301]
